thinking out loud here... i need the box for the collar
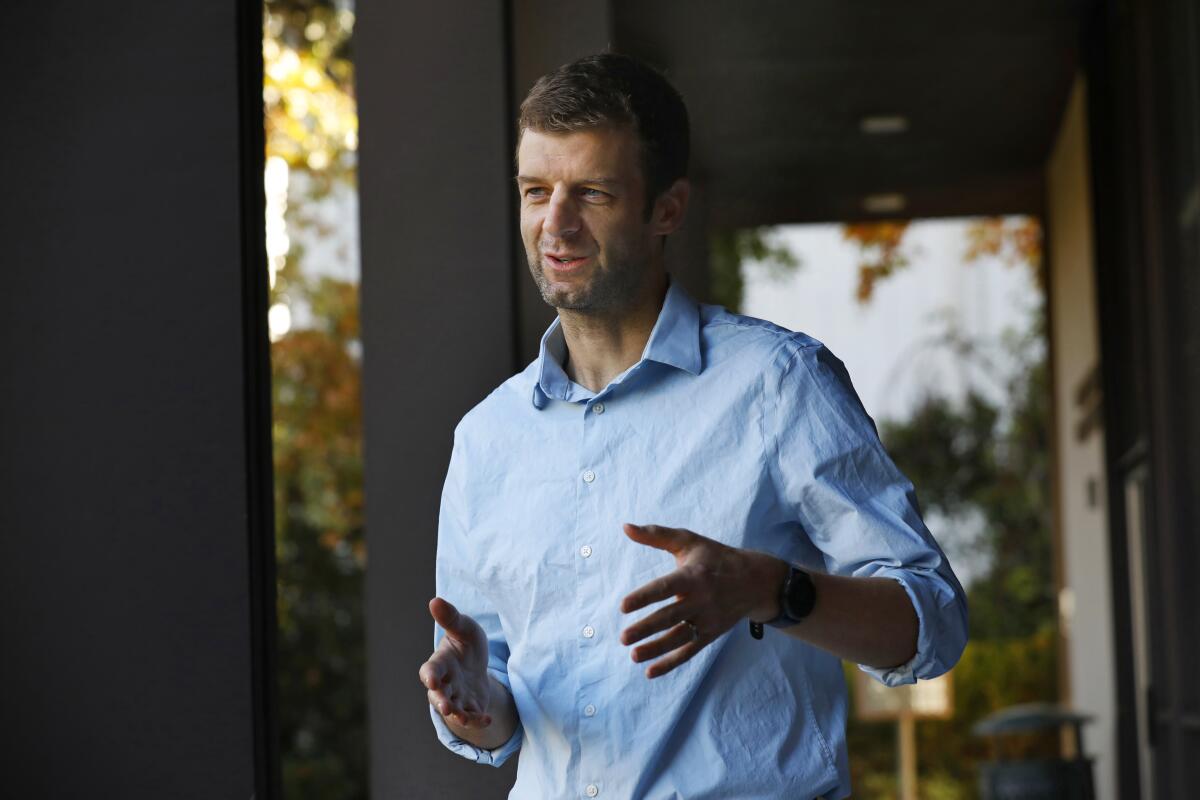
[531,273,702,408]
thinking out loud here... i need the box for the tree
[709,227,801,310]
[841,220,911,303]
[837,217,1057,797]
[264,2,367,798]
[271,265,366,800]
[264,0,357,196]
[843,216,1043,304]
[847,307,1059,797]
[881,316,1055,643]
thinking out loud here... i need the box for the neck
[559,271,669,393]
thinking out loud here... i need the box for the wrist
[747,554,790,623]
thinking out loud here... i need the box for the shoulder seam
[705,315,824,353]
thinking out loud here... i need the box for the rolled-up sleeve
[429,429,523,766]
[765,340,968,685]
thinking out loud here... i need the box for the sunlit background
[263,2,365,798]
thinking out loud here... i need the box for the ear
[650,178,690,237]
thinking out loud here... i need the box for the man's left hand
[619,523,788,679]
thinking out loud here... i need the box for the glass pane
[264,2,365,798]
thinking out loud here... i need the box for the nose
[543,186,581,239]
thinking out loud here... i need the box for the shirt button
[586,785,599,797]
[582,625,595,639]
[580,545,592,558]
[592,402,605,415]
[582,469,596,483]
[584,703,597,717]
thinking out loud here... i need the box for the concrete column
[665,178,713,303]
[357,3,519,798]
[510,0,615,364]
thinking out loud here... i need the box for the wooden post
[898,710,917,800]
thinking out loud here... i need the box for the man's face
[516,126,658,312]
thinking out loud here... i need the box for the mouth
[543,252,591,273]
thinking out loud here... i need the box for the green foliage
[271,257,366,800]
[266,3,367,799]
[845,302,1057,797]
[846,628,1058,799]
[881,318,1055,641]
[709,227,800,311]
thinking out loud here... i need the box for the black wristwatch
[749,563,816,640]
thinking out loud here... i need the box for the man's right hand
[419,597,495,730]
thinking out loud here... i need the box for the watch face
[783,567,816,620]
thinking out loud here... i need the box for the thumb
[623,523,689,554]
[429,596,473,639]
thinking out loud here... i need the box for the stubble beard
[527,243,651,314]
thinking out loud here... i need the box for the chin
[542,287,593,311]
[535,268,589,305]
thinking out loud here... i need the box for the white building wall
[1046,74,1116,799]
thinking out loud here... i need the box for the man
[418,53,967,799]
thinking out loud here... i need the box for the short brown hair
[517,53,690,216]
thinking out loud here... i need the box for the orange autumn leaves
[270,276,364,566]
[842,221,910,303]
[843,217,1043,304]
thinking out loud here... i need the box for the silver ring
[684,620,699,642]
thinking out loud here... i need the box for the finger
[429,596,472,639]
[427,688,456,717]
[631,621,698,663]
[645,637,704,679]
[451,710,493,728]
[620,600,692,646]
[420,650,461,689]
[427,685,492,727]
[445,704,492,729]
[418,658,447,689]
[461,700,493,726]
[621,569,686,614]
[623,523,690,554]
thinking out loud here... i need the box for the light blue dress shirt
[431,275,968,799]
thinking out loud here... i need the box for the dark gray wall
[510,0,615,363]
[357,3,519,798]
[0,2,276,799]
[663,179,713,303]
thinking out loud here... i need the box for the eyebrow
[515,175,621,185]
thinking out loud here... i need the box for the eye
[523,187,547,199]
[581,188,608,200]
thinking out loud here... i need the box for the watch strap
[749,563,815,639]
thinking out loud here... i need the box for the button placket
[575,395,609,786]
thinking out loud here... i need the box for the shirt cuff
[428,667,523,767]
[856,569,956,688]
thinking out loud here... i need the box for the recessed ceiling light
[860,115,910,135]
[862,193,907,213]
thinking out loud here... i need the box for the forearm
[749,554,918,669]
[440,673,519,750]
